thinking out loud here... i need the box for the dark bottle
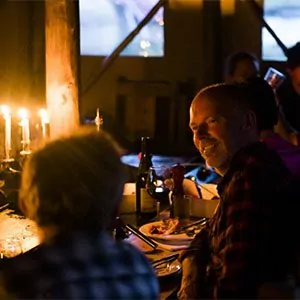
[136,137,156,220]
[170,164,187,219]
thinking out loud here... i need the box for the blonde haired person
[0,129,159,299]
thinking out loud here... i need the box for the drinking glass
[264,67,285,90]
[146,166,171,219]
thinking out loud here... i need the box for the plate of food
[154,259,181,278]
[139,218,203,241]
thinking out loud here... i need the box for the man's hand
[177,228,210,299]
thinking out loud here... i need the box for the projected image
[263,0,300,61]
[79,0,164,57]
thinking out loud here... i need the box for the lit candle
[1,105,11,160]
[95,108,103,132]
[18,108,30,148]
[39,109,50,140]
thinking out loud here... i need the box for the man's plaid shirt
[0,230,159,299]
[179,142,299,299]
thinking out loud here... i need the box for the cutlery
[125,224,158,249]
[0,203,9,213]
[152,253,179,268]
[180,217,208,231]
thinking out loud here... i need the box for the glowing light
[220,0,235,15]
[1,105,12,160]
[39,109,50,124]
[39,109,50,140]
[140,40,151,50]
[18,108,31,153]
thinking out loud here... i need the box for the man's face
[288,66,300,94]
[189,97,250,173]
[230,59,259,84]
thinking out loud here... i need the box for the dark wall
[0,0,277,154]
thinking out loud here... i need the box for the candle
[1,105,12,160]
[95,108,103,132]
[18,108,30,148]
[39,109,50,139]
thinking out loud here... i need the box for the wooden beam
[45,0,80,139]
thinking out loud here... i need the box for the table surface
[0,209,39,256]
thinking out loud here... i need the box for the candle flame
[1,105,10,116]
[18,108,29,119]
[39,109,50,124]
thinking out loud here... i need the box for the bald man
[178,84,298,299]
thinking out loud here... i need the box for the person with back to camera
[0,129,159,299]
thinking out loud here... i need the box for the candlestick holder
[1,159,14,166]
[20,139,31,156]
[20,138,31,157]
[20,148,31,157]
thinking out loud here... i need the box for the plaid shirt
[0,230,159,299]
[179,142,299,299]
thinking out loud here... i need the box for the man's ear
[243,110,257,131]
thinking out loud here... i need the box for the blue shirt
[0,230,159,299]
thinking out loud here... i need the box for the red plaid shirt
[179,142,299,299]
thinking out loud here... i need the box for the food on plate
[148,218,206,236]
[149,219,180,235]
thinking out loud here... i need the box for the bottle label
[140,188,156,213]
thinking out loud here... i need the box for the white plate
[154,239,191,251]
[139,221,194,241]
[154,260,181,278]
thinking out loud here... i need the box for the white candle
[1,105,12,160]
[23,118,30,145]
[39,109,50,139]
[19,108,30,146]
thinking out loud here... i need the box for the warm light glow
[18,108,29,120]
[46,83,80,139]
[39,108,50,140]
[220,0,235,15]
[1,105,10,116]
[94,108,103,132]
[18,108,31,153]
[169,0,203,9]
[1,105,12,160]
[39,109,50,124]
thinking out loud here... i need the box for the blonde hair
[19,128,126,231]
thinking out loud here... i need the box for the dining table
[0,207,39,257]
